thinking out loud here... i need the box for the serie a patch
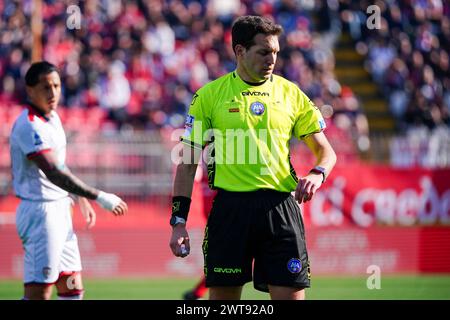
[183,115,195,136]
[33,132,43,146]
[185,115,195,127]
[319,118,326,129]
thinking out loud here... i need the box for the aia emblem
[287,258,302,274]
[250,101,265,116]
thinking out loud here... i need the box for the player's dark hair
[231,15,283,54]
[25,61,58,87]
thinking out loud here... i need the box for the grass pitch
[1,275,449,300]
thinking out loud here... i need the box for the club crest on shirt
[250,101,265,116]
[42,266,52,278]
[287,258,302,273]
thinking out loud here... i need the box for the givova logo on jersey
[242,91,269,97]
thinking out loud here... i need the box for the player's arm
[29,150,127,215]
[169,144,202,258]
[295,131,337,204]
[31,151,98,199]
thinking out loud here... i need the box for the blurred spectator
[339,0,450,132]
[99,60,131,128]
[0,0,368,156]
[331,86,370,152]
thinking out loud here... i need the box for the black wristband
[171,196,191,221]
[309,166,326,184]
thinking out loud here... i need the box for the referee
[169,16,337,300]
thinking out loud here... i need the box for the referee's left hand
[170,225,190,258]
[295,173,323,204]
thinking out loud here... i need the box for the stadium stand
[338,0,450,132]
[0,1,449,186]
[0,0,367,155]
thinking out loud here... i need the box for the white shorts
[16,197,82,284]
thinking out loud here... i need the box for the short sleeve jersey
[181,71,326,192]
[9,106,69,201]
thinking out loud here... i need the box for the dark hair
[25,61,58,87]
[231,15,283,54]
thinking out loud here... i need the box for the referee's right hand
[170,225,190,258]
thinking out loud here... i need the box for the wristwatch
[309,166,326,183]
[170,216,186,227]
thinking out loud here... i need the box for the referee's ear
[235,44,246,58]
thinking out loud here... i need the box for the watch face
[310,166,326,183]
[170,216,177,226]
[314,166,325,173]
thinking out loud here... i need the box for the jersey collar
[27,103,51,122]
[232,71,273,88]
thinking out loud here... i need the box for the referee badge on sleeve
[185,115,195,127]
[318,118,326,130]
[183,115,195,136]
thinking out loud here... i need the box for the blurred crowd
[340,0,450,131]
[0,0,365,147]
[4,0,448,158]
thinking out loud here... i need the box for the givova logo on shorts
[213,267,242,274]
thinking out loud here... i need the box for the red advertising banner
[298,162,450,227]
[1,162,449,230]
[1,225,449,278]
[1,162,450,278]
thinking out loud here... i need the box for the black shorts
[202,189,311,292]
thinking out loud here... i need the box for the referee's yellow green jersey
[181,71,326,192]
